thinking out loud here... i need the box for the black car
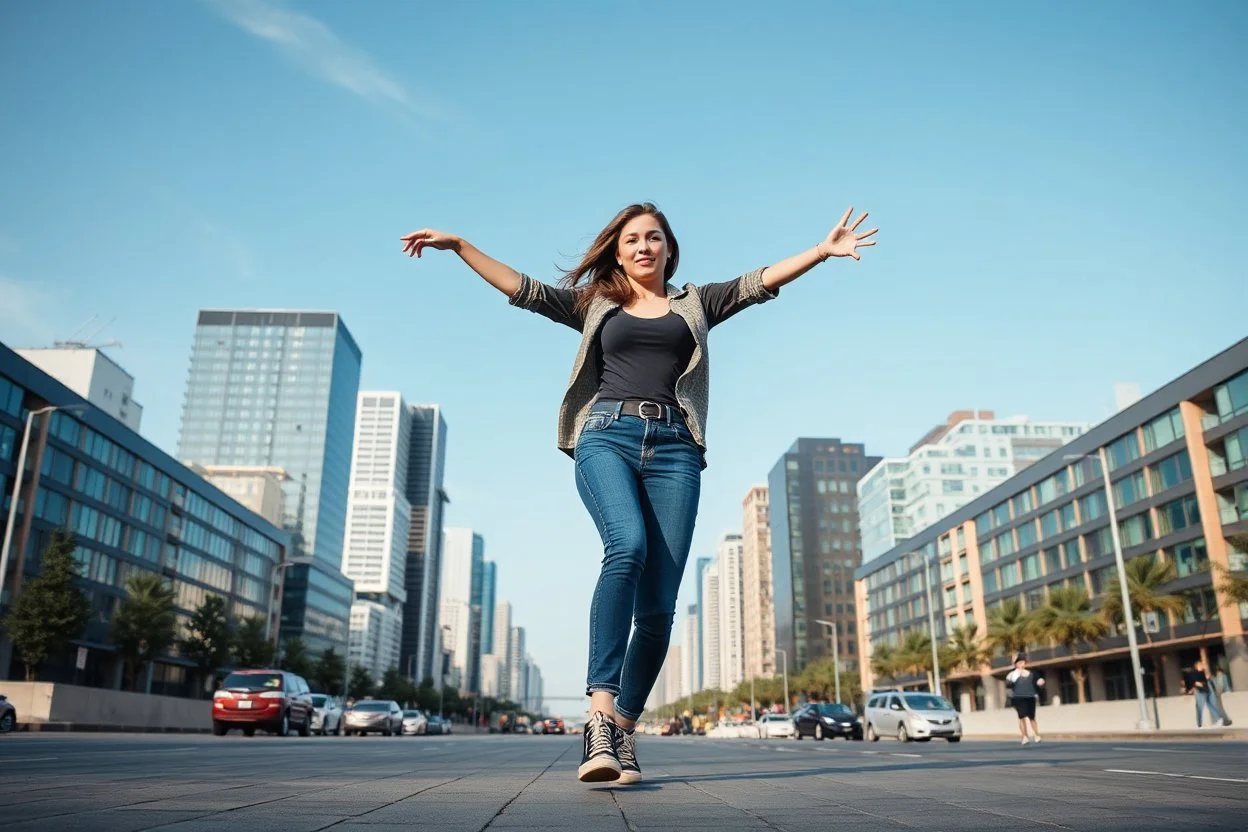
[793,703,863,740]
[0,694,15,733]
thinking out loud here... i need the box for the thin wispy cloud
[0,276,73,348]
[207,0,417,112]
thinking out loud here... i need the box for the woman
[401,203,876,783]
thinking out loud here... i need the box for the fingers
[857,240,876,248]
[849,212,868,231]
[857,227,879,240]
[837,206,854,228]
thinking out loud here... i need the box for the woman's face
[616,214,669,283]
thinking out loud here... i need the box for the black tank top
[593,309,695,406]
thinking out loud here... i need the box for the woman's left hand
[818,207,878,261]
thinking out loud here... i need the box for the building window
[1155,495,1200,536]
[1169,538,1209,578]
[1106,432,1141,472]
[1112,471,1148,508]
[1142,408,1185,452]
[1118,513,1152,548]
[1149,451,1193,494]
[1213,370,1248,422]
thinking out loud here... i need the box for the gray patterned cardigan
[507,267,778,463]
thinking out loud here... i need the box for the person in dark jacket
[1005,654,1045,745]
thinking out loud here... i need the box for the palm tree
[110,573,177,692]
[897,630,935,690]
[986,597,1035,659]
[944,623,990,676]
[1099,554,1187,696]
[1214,533,1248,606]
[869,644,900,685]
[1032,586,1108,703]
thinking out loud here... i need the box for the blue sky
[1,0,1245,714]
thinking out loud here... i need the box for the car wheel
[0,712,15,734]
[297,713,311,737]
[947,737,961,743]
[815,724,825,741]
[276,711,290,737]
[897,723,909,743]
[243,728,256,737]
[866,722,878,742]
[212,721,228,736]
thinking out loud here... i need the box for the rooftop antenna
[55,315,122,350]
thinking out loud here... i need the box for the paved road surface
[1,732,1245,831]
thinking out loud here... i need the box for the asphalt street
[1,732,1245,831]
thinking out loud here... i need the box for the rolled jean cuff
[615,702,643,721]
[586,684,620,697]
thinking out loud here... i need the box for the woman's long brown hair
[558,203,680,315]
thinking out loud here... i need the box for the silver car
[310,694,343,735]
[344,700,403,736]
[865,691,962,742]
[401,709,428,736]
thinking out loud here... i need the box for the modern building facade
[0,343,291,693]
[717,532,745,691]
[509,625,526,704]
[681,604,699,700]
[693,556,712,690]
[480,561,496,655]
[491,600,513,700]
[769,438,880,673]
[855,338,1248,709]
[402,404,449,686]
[700,562,721,691]
[188,464,288,527]
[16,346,143,432]
[741,485,775,680]
[858,410,1089,563]
[341,392,412,681]
[177,309,361,655]
[440,527,484,693]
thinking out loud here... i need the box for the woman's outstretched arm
[401,229,522,297]
[760,207,878,291]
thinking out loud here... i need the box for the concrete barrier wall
[0,682,212,730]
[960,690,1247,735]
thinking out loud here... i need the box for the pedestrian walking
[401,203,877,784]
[1185,659,1232,727]
[1005,654,1045,745]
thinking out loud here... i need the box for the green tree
[1032,586,1108,704]
[232,616,275,669]
[110,573,177,691]
[1099,554,1187,696]
[179,595,233,697]
[1214,534,1248,605]
[944,623,990,676]
[986,597,1035,658]
[869,644,901,685]
[2,530,91,681]
[279,636,313,678]
[347,664,375,700]
[313,647,346,694]
[377,667,416,705]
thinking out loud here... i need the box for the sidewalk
[965,726,1246,742]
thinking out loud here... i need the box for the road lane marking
[0,756,59,762]
[1110,747,1199,754]
[1105,769,1248,784]
[891,753,922,758]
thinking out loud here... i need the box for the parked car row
[211,669,456,738]
[706,690,962,744]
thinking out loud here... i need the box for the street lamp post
[1,405,65,609]
[775,648,790,714]
[1066,450,1152,730]
[903,550,943,697]
[814,619,841,704]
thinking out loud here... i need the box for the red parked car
[213,669,314,737]
[542,717,565,735]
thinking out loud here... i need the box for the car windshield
[403,710,422,717]
[310,695,328,707]
[352,702,390,712]
[904,694,954,711]
[815,704,854,717]
[222,672,282,692]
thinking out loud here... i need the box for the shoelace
[586,714,614,757]
[616,729,637,768]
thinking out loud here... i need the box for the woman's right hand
[401,228,461,258]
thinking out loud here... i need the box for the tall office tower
[770,438,881,672]
[509,626,526,704]
[700,562,722,691]
[440,528,484,692]
[857,410,1089,563]
[681,605,699,696]
[401,404,448,684]
[16,345,144,431]
[693,556,712,690]
[717,532,745,691]
[663,644,683,706]
[525,658,544,713]
[479,654,503,698]
[342,392,411,681]
[479,561,497,655]
[178,310,361,653]
[741,485,775,680]
[491,600,514,699]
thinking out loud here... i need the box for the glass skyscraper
[479,560,496,655]
[178,310,361,654]
[402,404,448,685]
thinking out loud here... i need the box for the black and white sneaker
[615,726,642,785]
[577,711,621,782]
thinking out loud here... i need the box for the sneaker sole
[577,757,622,783]
[617,769,642,785]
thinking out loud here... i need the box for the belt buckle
[637,401,663,420]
